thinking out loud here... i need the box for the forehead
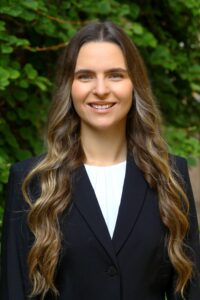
[75,42,127,70]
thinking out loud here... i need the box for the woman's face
[71,41,133,132]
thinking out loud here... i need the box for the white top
[84,161,126,238]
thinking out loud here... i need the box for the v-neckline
[72,153,148,260]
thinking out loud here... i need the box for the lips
[88,103,115,110]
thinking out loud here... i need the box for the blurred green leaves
[165,127,200,166]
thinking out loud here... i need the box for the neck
[81,125,127,166]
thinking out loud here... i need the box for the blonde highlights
[130,90,193,296]
[22,21,194,299]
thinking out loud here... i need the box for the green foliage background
[0,0,200,228]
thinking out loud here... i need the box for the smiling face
[71,42,133,133]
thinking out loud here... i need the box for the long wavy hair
[22,21,193,299]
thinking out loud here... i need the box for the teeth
[91,104,113,109]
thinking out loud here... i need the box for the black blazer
[0,154,200,300]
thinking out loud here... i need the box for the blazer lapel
[112,154,148,254]
[72,165,118,265]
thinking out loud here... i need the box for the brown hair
[22,21,193,299]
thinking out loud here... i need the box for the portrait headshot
[0,3,200,300]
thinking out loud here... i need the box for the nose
[92,77,110,98]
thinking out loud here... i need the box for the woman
[0,21,200,300]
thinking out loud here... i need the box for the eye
[109,72,124,80]
[76,73,93,81]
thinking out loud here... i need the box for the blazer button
[107,266,118,277]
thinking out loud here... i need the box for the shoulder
[8,154,45,196]
[169,154,187,168]
[6,155,45,211]
[169,154,188,177]
[169,154,195,200]
[10,154,45,180]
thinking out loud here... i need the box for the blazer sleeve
[166,157,200,299]
[0,164,34,300]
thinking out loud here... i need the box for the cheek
[115,84,133,104]
[71,82,80,104]
[71,81,90,104]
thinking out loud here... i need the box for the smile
[89,103,115,110]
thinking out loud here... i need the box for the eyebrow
[74,68,128,75]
